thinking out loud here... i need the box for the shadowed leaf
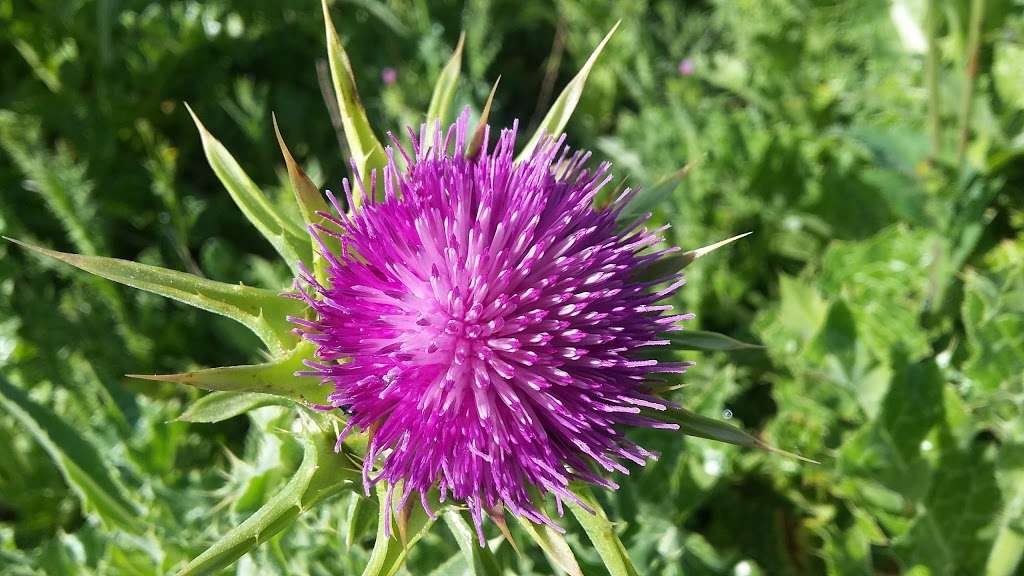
[617,160,699,222]
[176,433,355,575]
[654,407,817,463]
[667,329,762,351]
[0,377,145,534]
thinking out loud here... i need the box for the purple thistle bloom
[381,67,398,85]
[292,111,692,544]
[678,58,695,76]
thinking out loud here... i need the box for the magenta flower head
[678,58,696,76]
[291,110,692,543]
[381,67,398,85]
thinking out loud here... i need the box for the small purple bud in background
[678,58,695,76]
[381,67,398,85]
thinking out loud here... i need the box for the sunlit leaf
[177,391,290,423]
[361,483,438,576]
[636,232,752,282]
[516,22,620,162]
[567,483,639,576]
[322,0,387,207]
[272,113,333,282]
[186,104,311,275]
[467,76,500,159]
[423,32,465,150]
[128,341,326,405]
[516,517,583,576]
[442,510,501,575]
[7,238,302,354]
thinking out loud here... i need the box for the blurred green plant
[1,0,1022,575]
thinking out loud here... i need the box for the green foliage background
[1,0,1023,574]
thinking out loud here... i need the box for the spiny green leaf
[516,517,583,576]
[177,391,291,423]
[0,376,145,534]
[567,483,639,576]
[322,0,387,208]
[442,510,502,576]
[176,432,355,575]
[424,32,466,151]
[185,104,311,276]
[667,329,762,351]
[362,483,438,576]
[6,238,301,354]
[272,113,331,227]
[467,76,500,160]
[617,160,699,223]
[516,22,619,162]
[272,113,334,282]
[652,407,817,462]
[636,232,752,282]
[128,341,326,405]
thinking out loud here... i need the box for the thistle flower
[10,8,770,572]
[291,111,693,543]
[678,58,696,76]
[381,67,398,85]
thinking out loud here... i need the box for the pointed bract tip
[682,231,753,263]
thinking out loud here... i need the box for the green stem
[925,0,941,159]
[957,0,985,166]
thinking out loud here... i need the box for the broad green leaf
[516,517,583,576]
[617,161,698,223]
[442,510,501,576]
[0,377,144,534]
[423,32,465,150]
[128,341,326,405]
[361,483,438,576]
[7,238,302,355]
[567,483,639,576]
[636,232,752,282]
[186,105,310,276]
[322,0,387,207]
[177,391,290,423]
[895,446,1002,575]
[516,22,620,162]
[667,329,761,351]
[962,257,1024,392]
[177,432,355,575]
[839,360,945,505]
